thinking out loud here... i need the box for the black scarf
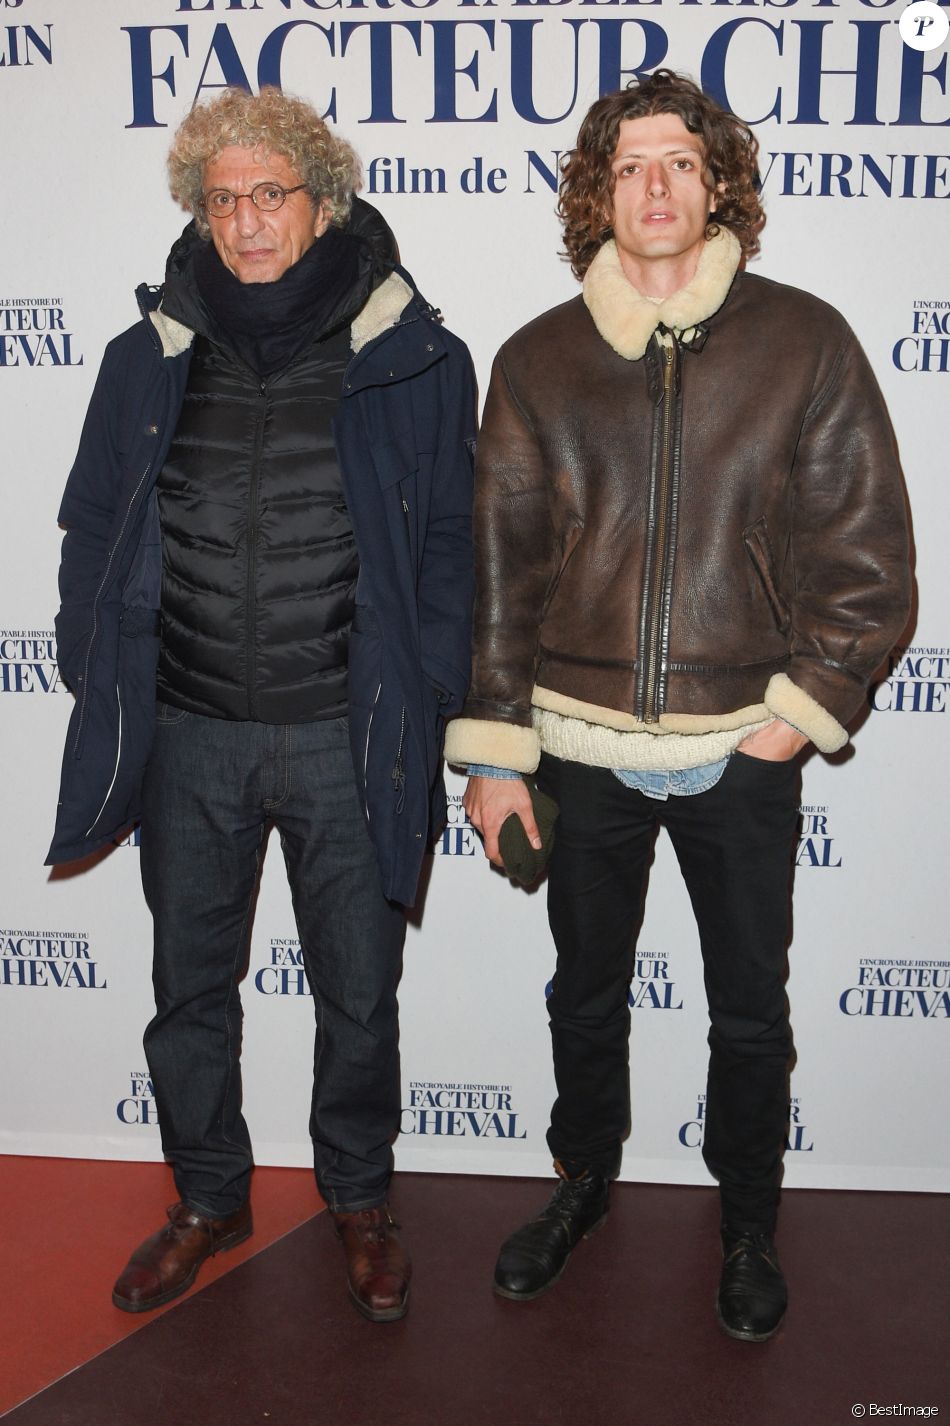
[193,225,368,377]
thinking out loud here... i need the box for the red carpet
[1,1161,946,1426]
[0,1156,321,1416]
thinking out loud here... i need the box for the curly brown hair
[167,86,361,239]
[558,70,764,280]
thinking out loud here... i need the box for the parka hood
[150,196,403,362]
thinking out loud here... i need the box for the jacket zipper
[391,706,407,813]
[85,683,123,836]
[639,340,677,724]
[401,495,415,574]
[73,464,152,756]
[246,380,268,719]
[344,304,433,826]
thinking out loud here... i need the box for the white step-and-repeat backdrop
[2,0,947,1194]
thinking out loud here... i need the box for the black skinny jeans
[537,749,800,1232]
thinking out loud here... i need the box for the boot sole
[111,1222,254,1314]
[492,1211,608,1302]
[715,1301,785,1343]
[348,1285,410,1323]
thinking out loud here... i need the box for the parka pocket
[743,517,791,635]
[348,605,383,822]
[84,610,159,838]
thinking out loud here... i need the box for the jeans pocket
[156,700,190,725]
[729,751,800,789]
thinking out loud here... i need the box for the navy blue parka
[47,249,476,907]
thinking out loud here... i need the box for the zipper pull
[391,755,406,813]
[662,338,676,395]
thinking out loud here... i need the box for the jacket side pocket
[743,517,791,635]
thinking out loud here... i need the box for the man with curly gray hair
[48,86,476,1324]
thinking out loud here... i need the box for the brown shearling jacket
[445,233,911,774]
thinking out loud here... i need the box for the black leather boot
[716,1225,787,1341]
[493,1165,609,1300]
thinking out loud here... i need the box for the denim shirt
[467,759,729,801]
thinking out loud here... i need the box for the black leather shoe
[716,1226,787,1341]
[493,1165,609,1300]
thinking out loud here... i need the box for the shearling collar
[582,229,741,360]
[149,307,193,358]
[350,271,413,352]
[149,270,414,361]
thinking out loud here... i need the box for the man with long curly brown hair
[446,70,909,1340]
[48,87,476,1323]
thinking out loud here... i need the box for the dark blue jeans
[538,750,800,1233]
[140,705,405,1218]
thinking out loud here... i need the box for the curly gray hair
[167,86,362,238]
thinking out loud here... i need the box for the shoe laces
[548,1173,602,1217]
[723,1229,778,1266]
[166,1202,201,1231]
[354,1208,398,1246]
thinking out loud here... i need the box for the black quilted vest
[155,322,358,722]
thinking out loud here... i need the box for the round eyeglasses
[201,182,309,218]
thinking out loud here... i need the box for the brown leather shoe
[112,1200,253,1313]
[332,1205,411,1322]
